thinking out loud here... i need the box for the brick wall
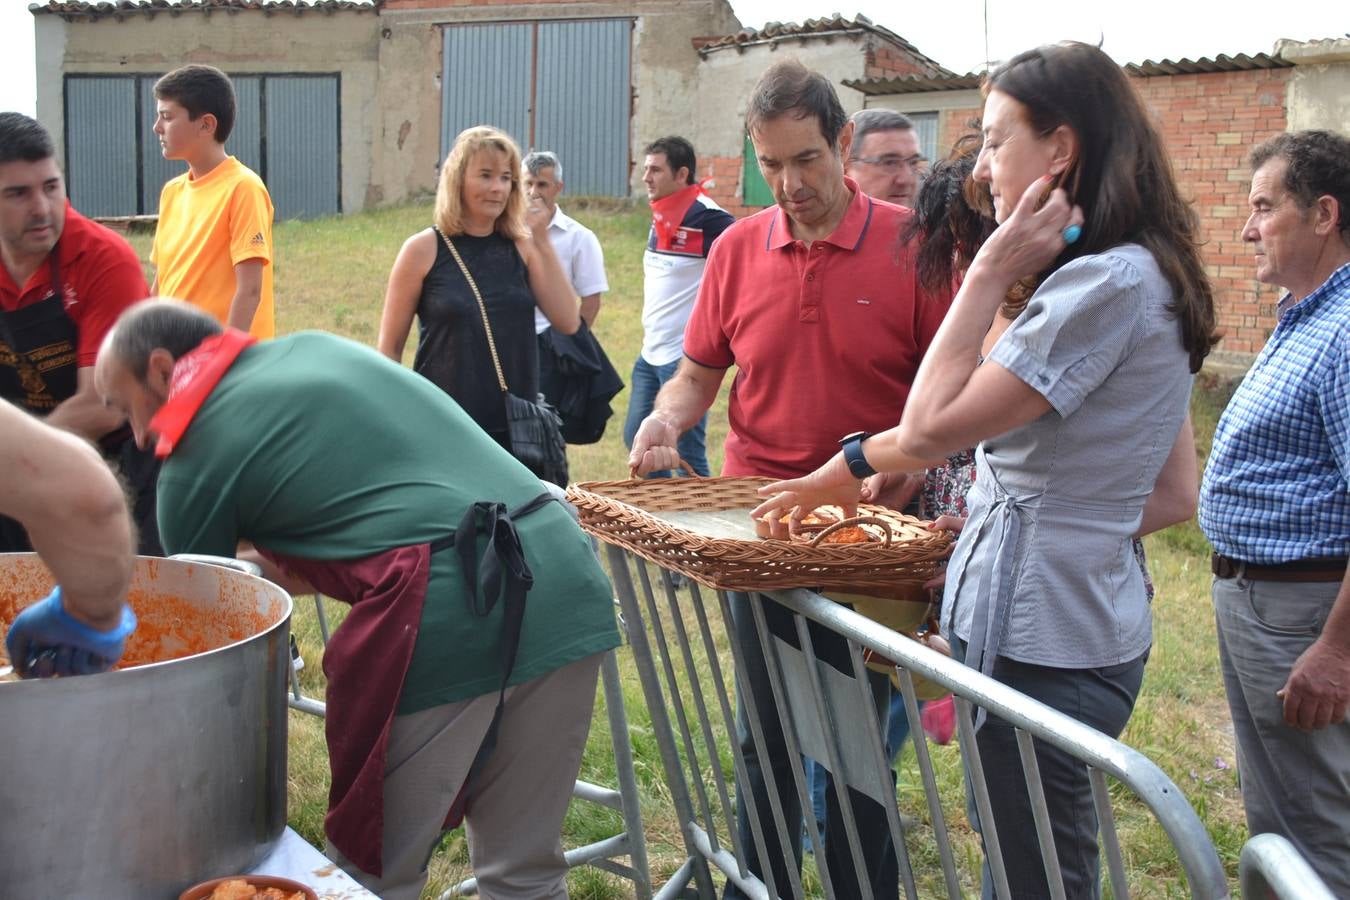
[697,153,759,218]
[940,106,982,153]
[926,68,1289,363]
[864,45,939,79]
[1133,69,1289,360]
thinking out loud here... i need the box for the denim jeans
[622,356,710,477]
[952,637,1146,900]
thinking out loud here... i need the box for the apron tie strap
[434,491,557,830]
[958,447,1042,731]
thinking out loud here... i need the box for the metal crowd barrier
[604,543,1232,900]
[286,593,652,899]
[1239,833,1336,900]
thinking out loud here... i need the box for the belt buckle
[1211,554,1243,579]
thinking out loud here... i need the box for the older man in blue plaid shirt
[1199,129,1350,892]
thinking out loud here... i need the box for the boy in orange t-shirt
[150,65,274,339]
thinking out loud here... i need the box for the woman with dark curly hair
[895,132,990,524]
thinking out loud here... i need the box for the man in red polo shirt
[628,60,949,899]
[0,112,159,553]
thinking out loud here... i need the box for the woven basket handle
[807,515,894,548]
[628,457,701,480]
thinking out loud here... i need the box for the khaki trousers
[327,652,604,900]
[1214,574,1350,897]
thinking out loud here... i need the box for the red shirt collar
[766,176,872,251]
[149,328,257,458]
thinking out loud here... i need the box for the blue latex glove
[4,587,138,678]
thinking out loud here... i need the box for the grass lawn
[125,203,1247,899]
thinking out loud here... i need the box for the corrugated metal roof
[1124,52,1293,76]
[699,13,954,76]
[844,73,982,95]
[29,0,377,20]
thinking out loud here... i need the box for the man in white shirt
[523,151,610,425]
[625,136,735,477]
[523,151,607,329]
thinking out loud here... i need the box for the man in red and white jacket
[622,135,735,477]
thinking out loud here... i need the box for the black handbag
[437,228,570,486]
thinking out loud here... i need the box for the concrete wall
[693,36,874,214]
[33,7,380,215]
[696,38,869,157]
[1279,38,1350,135]
[374,0,739,205]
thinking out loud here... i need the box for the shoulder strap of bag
[435,225,509,395]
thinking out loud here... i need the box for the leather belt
[1211,553,1347,583]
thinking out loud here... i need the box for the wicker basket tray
[566,475,953,593]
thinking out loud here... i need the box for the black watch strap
[840,431,876,479]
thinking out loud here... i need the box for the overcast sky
[1,0,1345,116]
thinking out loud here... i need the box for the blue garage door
[64,77,137,218]
[65,73,338,220]
[441,19,632,197]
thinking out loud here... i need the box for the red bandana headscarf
[147,328,257,458]
[650,182,709,250]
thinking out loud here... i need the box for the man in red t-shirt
[0,112,159,553]
[628,60,950,899]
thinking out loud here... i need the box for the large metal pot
[0,553,292,897]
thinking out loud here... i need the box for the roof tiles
[30,0,376,19]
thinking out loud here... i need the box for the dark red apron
[258,493,553,877]
[256,544,430,876]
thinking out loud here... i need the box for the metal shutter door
[533,19,631,197]
[64,77,137,217]
[265,75,340,219]
[440,23,532,160]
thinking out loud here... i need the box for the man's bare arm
[43,367,127,442]
[627,358,725,475]
[579,292,602,327]
[0,403,133,628]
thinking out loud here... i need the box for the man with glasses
[845,109,925,208]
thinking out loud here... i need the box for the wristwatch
[839,431,876,479]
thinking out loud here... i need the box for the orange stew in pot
[0,588,271,672]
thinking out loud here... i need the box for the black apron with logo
[0,250,162,554]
